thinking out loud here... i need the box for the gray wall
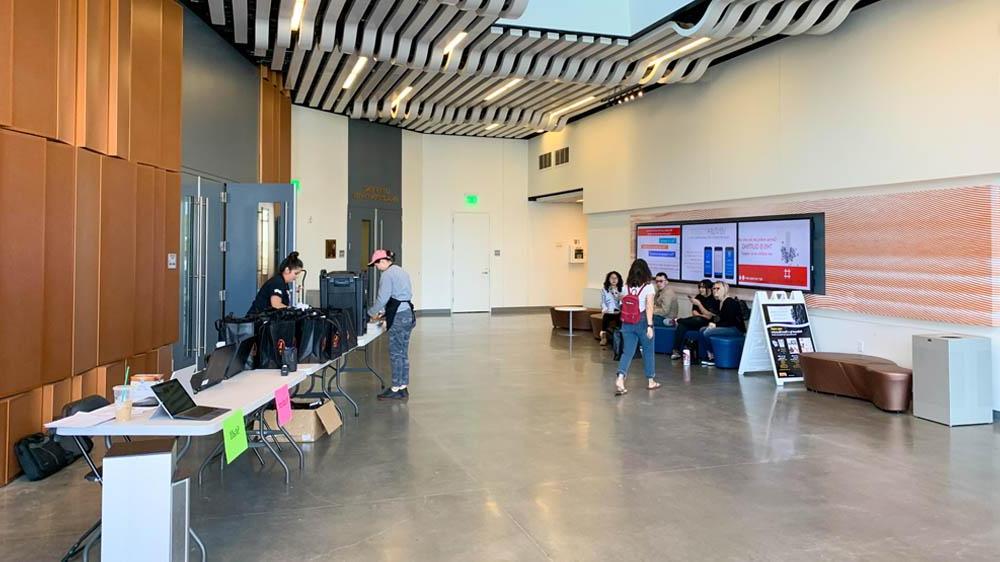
[347,120,402,210]
[181,8,258,183]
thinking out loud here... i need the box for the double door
[173,180,295,371]
[347,207,401,304]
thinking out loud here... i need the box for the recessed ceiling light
[648,37,711,67]
[484,78,522,102]
[392,86,413,107]
[535,129,546,133]
[443,32,468,55]
[575,199,584,203]
[290,0,306,32]
[342,57,368,90]
[485,123,500,131]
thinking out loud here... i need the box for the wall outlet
[856,340,864,353]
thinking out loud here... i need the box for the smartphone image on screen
[713,247,723,278]
[724,247,735,280]
[703,247,713,277]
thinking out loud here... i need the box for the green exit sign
[465,194,479,206]
[291,178,301,192]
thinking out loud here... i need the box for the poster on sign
[635,225,681,280]
[739,291,815,384]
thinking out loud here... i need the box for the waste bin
[912,334,993,426]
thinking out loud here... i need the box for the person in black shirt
[695,281,746,366]
[248,252,304,315]
[670,279,719,360]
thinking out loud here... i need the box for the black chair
[58,395,110,562]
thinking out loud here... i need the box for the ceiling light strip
[483,78,522,102]
[550,96,596,119]
[342,57,369,90]
[648,37,711,67]
[290,0,305,32]
[443,32,469,55]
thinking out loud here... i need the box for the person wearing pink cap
[368,249,415,400]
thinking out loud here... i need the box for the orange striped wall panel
[631,185,1000,327]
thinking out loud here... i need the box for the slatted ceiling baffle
[181,0,870,137]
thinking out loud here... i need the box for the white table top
[47,363,328,437]
[554,306,588,312]
[358,321,385,347]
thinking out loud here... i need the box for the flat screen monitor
[635,224,681,280]
[680,222,738,283]
[736,218,813,291]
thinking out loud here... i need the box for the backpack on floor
[14,433,79,481]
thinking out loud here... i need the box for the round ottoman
[709,335,745,369]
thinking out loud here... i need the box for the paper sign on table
[275,384,292,426]
[222,409,248,464]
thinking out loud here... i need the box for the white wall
[530,0,1000,409]
[529,0,1000,213]
[402,134,587,311]
[291,106,349,290]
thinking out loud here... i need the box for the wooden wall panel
[0,130,46,398]
[73,148,101,374]
[0,400,8,483]
[108,0,131,158]
[98,156,136,364]
[6,387,42,479]
[80,368,99,398]
[127,353,150,374]
[96,361,125,401]
[42,142,76,384]
[56,0,78,144]
[71,374,83,401]
[77,0,111,154]
[0,0,11,126]
[259,76,275,182]
[42,378,72,424]
[10,0,59,139]
[129,0,161,167]
[133,165,155,354]
[279,92,291,183]
[151,164,166,346]
[160,0,182,171]
[163,170,180,343]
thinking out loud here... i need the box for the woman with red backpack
[614,259,660,395]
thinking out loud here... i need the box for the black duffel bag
[217,313,258,345]
[14,433,80,481]
[297,310,329,363]
[256,310,301,369]
[325,308,358,351]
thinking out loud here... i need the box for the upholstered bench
[550,307,597,331]
[709,334,745,369]
[799,352,913,412]
[653,325,675,354]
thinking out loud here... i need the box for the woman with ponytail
[248,251,304,314]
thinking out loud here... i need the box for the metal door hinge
[219,289,226,301]
[220,191,228,203]
[219,240,228,252]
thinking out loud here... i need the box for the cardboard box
[263,401,341,442]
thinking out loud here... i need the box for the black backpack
[14,433,80,481]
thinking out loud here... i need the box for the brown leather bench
[799,352,913,413]
[549,307,598,332]
[589,313,603,340]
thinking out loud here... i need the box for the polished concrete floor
[2,312,999,561]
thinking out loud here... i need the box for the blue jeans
[695,326,743,360]
[617,322,655,379]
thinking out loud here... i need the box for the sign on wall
[739,291,815,385]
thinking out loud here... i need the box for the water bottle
[682,349,691,366]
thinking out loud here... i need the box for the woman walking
[614,259,660,395]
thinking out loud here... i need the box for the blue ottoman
[710,335,746,369]
[653,326,675,354]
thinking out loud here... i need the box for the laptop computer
[151,379,230,421]
[190,344,236,393]
[225,337,256,380]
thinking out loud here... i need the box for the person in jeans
[694,282,746,366]
[368,249,415,400]
[651,272,678,326]
[670,279,719,360]
[599,270,623,346]
[614,259,659,396]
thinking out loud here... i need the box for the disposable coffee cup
[113,385,133,422]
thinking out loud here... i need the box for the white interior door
[452,213,491,312]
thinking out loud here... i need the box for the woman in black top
[670,279,720,359]
[248,252,304,315]
[695,281,746,366]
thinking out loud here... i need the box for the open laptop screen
[151,379,197,415]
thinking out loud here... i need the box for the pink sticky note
[275,384,292,426]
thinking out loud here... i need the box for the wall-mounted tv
[635,213,826,294]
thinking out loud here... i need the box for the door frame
[451,212,491,313]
